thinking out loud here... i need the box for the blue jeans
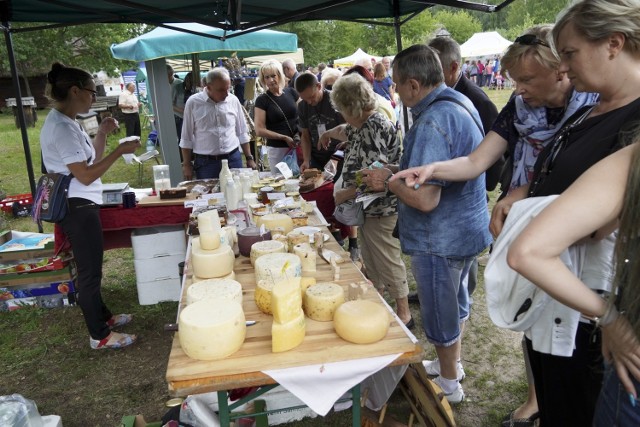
[193,149,242,179]
[594,364,640,426]
[411,253,472,346]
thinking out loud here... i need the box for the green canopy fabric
[110,23,298,62]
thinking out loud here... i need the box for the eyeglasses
[514,34,550,48]
[82,88,98,98]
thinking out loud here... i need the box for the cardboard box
[131,226,186,260]
[0,262,76,288]
[0,230,56,262]
[0,279,76,311]
[136,277,181,305]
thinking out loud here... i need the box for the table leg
[217,390,231,427]
[352,383,361,427]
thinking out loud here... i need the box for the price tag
[267,192,286,201]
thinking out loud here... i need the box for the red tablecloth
[54,204,191,252]
[301,182,350,240]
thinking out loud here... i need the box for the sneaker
[107,313,133,329]
[90,332,137,350]
[432,376,465,404]
[423,358,466,382]
[349,247,361,262]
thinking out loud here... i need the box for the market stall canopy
[110,23,297,62]
[460,31,513,58]
[333,48,383,68]
[244,48,305,67]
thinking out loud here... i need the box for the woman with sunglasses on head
[42,62,140,349]
[254,59,300,174]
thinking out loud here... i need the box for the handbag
[32,173,73,225]
[333,199,365,226]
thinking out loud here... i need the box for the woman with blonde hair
[254,59,299,173]
[372,62,395,107]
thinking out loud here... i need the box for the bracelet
[590,305,620,328]
[383,173,393,192]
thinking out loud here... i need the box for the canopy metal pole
[392,0,409,133]
[2,21,37,198]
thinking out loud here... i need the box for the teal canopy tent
[110,23,298,62]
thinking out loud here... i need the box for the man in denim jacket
[362,44,492,403]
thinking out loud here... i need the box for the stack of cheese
[191,210,236,281]
[254,253,302,315]
[271,278,306,352]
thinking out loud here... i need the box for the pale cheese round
[255,213,294,234]
[255,279,274,315]
[186,278,243,306]
[254,253,302,284]
[272,309,306,353]
[193,270,235,283]
[197,209,221,232]
[333,300,390,344]
[179,300,246,360]
[303,282,345,322]
[191,238,235,279]
[250,240,286,266]
[199,230,221,250]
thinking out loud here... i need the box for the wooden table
[165,215,423,425]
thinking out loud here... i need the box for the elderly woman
[323,73,411,327]
[320,67,342,90]
[254,59,300,174]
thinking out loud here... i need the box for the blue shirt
[398,84,492,257]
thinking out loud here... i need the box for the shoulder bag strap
[266,92,296,137]
[433,95,484,136]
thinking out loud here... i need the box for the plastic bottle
[145,136,155,152]
[226,177,239,210]
[240,173,252,200]
[219,159,232,194]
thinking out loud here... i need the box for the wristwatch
[383,173,393,192]
[245,155,254,161]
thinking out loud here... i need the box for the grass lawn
[0,88,526,426]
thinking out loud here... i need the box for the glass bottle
[219,159,232,194]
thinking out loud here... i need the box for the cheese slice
[191,238,235,279]
[254,253,302,284]
[199,230,221,250]
[255,213,294,234]
[272,309,306,353]
[197,209,221,232]
[333,300,390,344]
[303,282,345,322]
[250,240,286,266]
[186,278,243,306]
[255,279,274,315]
[179,300,246,360]
[271,277,303,324]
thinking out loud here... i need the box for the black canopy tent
[0,0,517,197]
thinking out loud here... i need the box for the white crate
[131,226,186,260]
[133,254,184,283]
[136,277,181,305]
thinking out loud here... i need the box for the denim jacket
[398,84,492,257]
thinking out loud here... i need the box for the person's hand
[98,116,119,134]
[182,162,193,181]
[489,197,513,238]
[361,168,393,192]
[282,135,295,148]
[318,131,331,150]
[391,164,436,188]
[246,159,257,170]
[117,138,140,154]
[300,160,310,173]
[334,188,354,205]
[602,315,640,398]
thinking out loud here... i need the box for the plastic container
[0,394,44,427]
[152,165,171,191]
[145,137,155,152]
[219,159,232,194]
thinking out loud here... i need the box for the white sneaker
[433,376,465,404]
[422,358,466,381]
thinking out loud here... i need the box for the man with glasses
[282,58,300,89]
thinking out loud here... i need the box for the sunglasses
[514,34,549,48]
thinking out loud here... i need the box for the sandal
[90,332,137,350]
[107,314,133,328]
[501,410,540,427]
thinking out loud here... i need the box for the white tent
[333,48,383,68]
[460,31,512,58]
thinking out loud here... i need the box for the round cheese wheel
[255,213,294,234]
[186,278,243,306]
[193,270,235,283]
[303,282,345,322]
[250,240,286,266]
[300,277,316,299]
[254,253,302,284]
[333,300,390,344]
[179,300,246,360]
[255,279,274,314]
[272,309,306,353]
[287,230,309,252]
[191,238,235,279]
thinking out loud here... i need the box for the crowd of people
[40,0,640,424]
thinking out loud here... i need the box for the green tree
[433,10,482,44]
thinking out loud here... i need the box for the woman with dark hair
[42,62,140,350]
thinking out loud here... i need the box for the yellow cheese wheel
[199,230,221,250]
[186,278,243,306]
[255,279,274,314]
[255,213,294,234]
[300,277,316,299]
[271,277,303,324]
[192,270,235,283]
[333,300,390,344]
[254,253,302,284]
[303,282,345,322]
[250,240,286,266]
[293,243,316,275]
[179,300,246,360]
[191,238,235,279]
[272,309,306,353]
